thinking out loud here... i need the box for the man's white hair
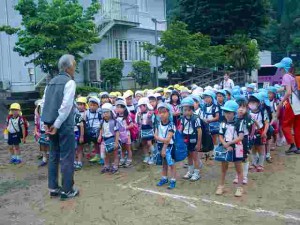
[58,54,75,72]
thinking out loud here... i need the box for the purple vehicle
[258,65,284,87]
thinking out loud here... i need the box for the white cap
[154,93,161,98]
[89,97,100,105]
[102,103,113,112]
[204,86,213,90]
[213,84,220,90]
[123,91,133,99]
[115,99,126,107]
[135,90,144,97]
[138,97,153,110]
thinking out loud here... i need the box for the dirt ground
[1,135,300,225]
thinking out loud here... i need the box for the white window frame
[114,39,150,62]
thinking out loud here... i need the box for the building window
[133,41,150,61]
[115,40,132,61]
[115,39,149,61]
[138,0,148,12]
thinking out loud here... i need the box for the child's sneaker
[183,171,193,179]
[157,177,168,187]
[233,175,238,184]
[119,158,126,167]
[9,157,16,164]
[110,166,119,174]
[190,171,201,181]
[147,157,154,165]
[89,155,100,163]
[215,185,224,195]
[14,159,22,164]
[143,156,150,164]
[100,166,110,174]
[243,177,248,185]
[124,160,132,168]
[75,163,83,171]
[234,187,243,197]
[167,180,176,189]
[38,160,47,167]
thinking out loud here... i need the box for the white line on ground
[118,184,300,222]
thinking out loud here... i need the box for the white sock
[170,178,176,181]
[150,145,155,154]
[162,176,167,180]
[258,154,265,167]
[194,169,200,175]
[251,153,258,165]
[243,161,249,178]
[42,156,47,162]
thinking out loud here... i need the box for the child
[74,97,87,169]
[100,93,110,106]
[115,99,134,167]
[216,90,226,122]
[136,97,155,164]
[179,97,202,181]
[201,90,220,152]
[215,100,244,197]
[74,110,85,170]
[6,103,26,164]
[34,100,50,167]
[124,91,136,114]
[268,86,280,150]
[169,91,181,129]
[109,92,117,110]
[98,103,120,174]
[190,95,201,117]
[234,97,255,185]
[248,94,269,172]
[86,97,102,163]
[155,103,176,189]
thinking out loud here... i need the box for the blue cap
[267,86,277,94]
[232,88,242,99]
[157,102,171,111]
[181,97,195,107]
[259,91,271,107]
[247,84,256,90]
[249,93,262,102]
[224,89,232,96]
[221,100,239,112]
[203,90,216,99]
[190,95,201,103]
[274,57,293,72]
[235,95,246,102]
[216,90,226,97]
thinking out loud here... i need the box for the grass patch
[0,180,30,196]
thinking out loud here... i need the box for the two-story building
[0,0,167,92]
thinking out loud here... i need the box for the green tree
[130,61,151,89]
[0,0,101,77]
[226,35,260,71]
[177,0,271,45]
[144,21,226,73]
[100,58,124,90]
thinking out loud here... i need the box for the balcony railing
[95,0,139,25]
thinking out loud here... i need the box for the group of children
[4,82,289,196]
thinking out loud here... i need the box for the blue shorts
[156,143,175,166]
[38,132,50,146]
[8,132,21,146]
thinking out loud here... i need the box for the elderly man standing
[42,54,79,200]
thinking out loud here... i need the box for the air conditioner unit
[84,60,101,82]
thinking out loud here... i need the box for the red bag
[126,114,139,141]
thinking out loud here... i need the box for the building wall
[0,0,166,91]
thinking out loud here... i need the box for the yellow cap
[76,97,87,104]
[115,92,122,97]
[10,103,21,110]
[109,92,117,97]
[174,84,180,89]
[126,90,134,96]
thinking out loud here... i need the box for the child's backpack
[7,115,29,138]
[202,104,220,135]
[180,114,214,153]
[126,117,139,141]
[85,111,102,141]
